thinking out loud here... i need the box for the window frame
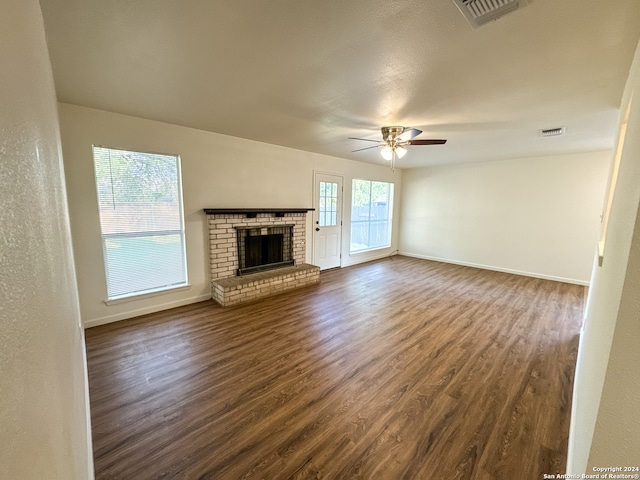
[92,145,189,302]
[350,179,394,254]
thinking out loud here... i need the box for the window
[350,179,394,253]
[93,146,188,300]
[318,181,338,226]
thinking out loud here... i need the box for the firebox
[236,225,294,275]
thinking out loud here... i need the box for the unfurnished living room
[2,0,640,479]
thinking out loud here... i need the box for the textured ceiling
[39,0,640,168]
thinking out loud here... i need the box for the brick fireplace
[204,208,320,306]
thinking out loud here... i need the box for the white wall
[399,151,610,284]
[567,39,640,473]
[0,1,93,478]
[58,104,401,327]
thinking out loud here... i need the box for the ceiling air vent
[453,0,528,28]
[539,127,565,137]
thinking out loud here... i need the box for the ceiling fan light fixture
[381,145,393,161]
[351,125,447,169]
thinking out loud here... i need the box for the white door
[313,173,343,270]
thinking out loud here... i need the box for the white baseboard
[399,251,590,286]
[83,254,587,328]
[83,293,212,329]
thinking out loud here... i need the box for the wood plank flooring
[85,256,584,479]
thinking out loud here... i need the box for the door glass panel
[319,181,338,227]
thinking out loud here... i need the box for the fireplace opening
[236,225,294,275]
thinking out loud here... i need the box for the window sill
[104,284,191,306]
[350,245,391,255]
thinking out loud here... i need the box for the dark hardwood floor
[85,256,584,479]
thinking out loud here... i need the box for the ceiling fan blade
[407,139,447,145]
[397,128,423,141]
[348,137,382,143]
[351,144,382,152]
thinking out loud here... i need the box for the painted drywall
[567,38,640,473]
[399,151,610,284]
[58,104,401,327]
[589,208,640,466]
[0,1,93,478]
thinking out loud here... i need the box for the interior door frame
[312,171,344,269]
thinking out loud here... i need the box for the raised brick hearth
[204,208,319,306]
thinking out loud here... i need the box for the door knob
[315,227,320,231]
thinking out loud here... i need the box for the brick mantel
[203,208,314,218]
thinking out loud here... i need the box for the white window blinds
[93,146,188,299]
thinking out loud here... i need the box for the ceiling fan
[349,126,447,170]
